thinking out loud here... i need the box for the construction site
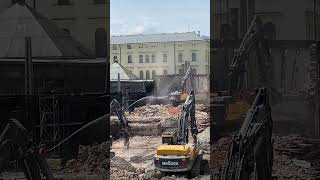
[1,0,320,180]
[209,0,320,179]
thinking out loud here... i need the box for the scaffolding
[38,95,62,157]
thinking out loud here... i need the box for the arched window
[192,53,196,61]
[95,28,107,58]
[152,70,156,79]
[140,71,144,79]
[139,55,143,63]
[178,53,183,62]
[128,55,132,63]
[263,22,276,40]
[163,53,167,62]
[146,70,150,79]
[152,54,156,62]
[145,55,150,63]
[113,56,118,63]
[163,70,168,75]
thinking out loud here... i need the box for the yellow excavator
[212,16,279,139]
[154,90,203,178]
[168,66,194,107]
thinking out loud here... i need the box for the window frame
[152,70,156,79]
[178,53,183,62]
[128,55,132,63]
[146,70,150,79]
[139,55,143,63]
[152,54,156,63]
[163,53,167,62]
[192,52,197,61]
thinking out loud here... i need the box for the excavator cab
[161,128,178,145]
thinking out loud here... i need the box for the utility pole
[24,37,33,128]
[174,42,176,74]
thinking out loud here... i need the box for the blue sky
[110,0,210,36]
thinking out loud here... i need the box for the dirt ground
[110,129,211,180]
[210,124,320,180]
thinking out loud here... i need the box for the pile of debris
[128,104,209,133]
[63,141,111,176]
[210,134,320,179]
[210,136,232,179]
[272,134,320,179]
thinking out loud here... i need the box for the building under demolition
[0,3,108,162]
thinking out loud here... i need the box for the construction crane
[221,87,274,180]
[110,99,130,149]
[168,65,195,107]
[154,90,203,178]
[0,119,54,180]
[212,16,279,139]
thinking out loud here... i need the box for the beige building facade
[110,32,210,79]
[0,0,109,53]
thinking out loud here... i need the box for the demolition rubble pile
[128,104,209,133]
[210,134,320,179]
[63,141,111,176]
[210,136,232,179]
[272,134,320,179]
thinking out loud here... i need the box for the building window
[178,53,183,62]
[164,70,168,75]
[192,53,196,61]
[146,70,150,79]
[140,71,144,79]
[145,55,150,63]
[127,44,132,49]
[113,56,117,63]
[263,22,276,40]
[139,55,143,63]
[57,0,71,5]
[61,28,71,35]
[113,45,117,50]
[192,68,196,74]
[179,69,184,74]
[152,70,156,79]
[128,55,132,63]
[95,28,107,58]
[93,0,106,4]
[163,53,167,62]
[152,54,156,63]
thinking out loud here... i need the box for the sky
[110,0,210,36]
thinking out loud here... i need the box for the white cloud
[111,16,162,35]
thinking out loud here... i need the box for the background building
[0,0,108,56]
[110,32,210,79]
[212,0,320,41]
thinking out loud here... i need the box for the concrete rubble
[128,104,210,134]
[210,134,320,180]
[64,103,211,179]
